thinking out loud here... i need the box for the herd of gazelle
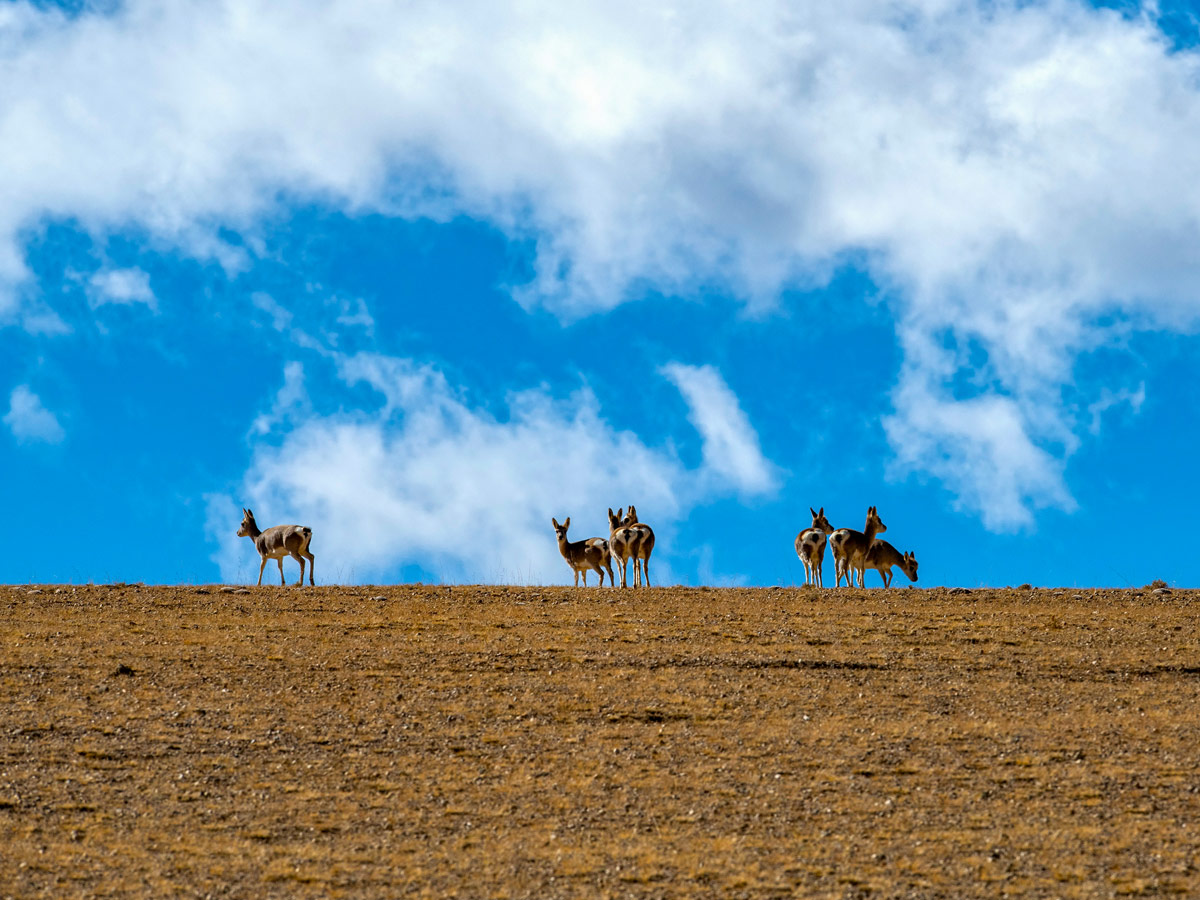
[796,506,919,588]
[237,502,915,589]
[552,506,656,588]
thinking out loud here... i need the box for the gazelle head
[867,505,887,534]
[552,517,571,542]
[810,506,833,535]
[237,508,257,537]
[901,551,919,582]
[624,505,639,526]
[608,507,624,531]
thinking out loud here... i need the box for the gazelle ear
[810,507,817,518]
[552,517,559,528]
[608,507,614,516]
[564,517,570,529]
[818,507,824,516]
[616,507,623,519]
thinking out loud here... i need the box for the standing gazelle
[795,507,834,587]
[864,540,919,587]
[622,505,655,588]
[552,517,614,586]
[237,508,315,587]
[608,507,644,588]
[829,506,886,588]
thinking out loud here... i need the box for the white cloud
[211,353,776,584]
[885,368,1075,531]
[3,0,1200,526]
[4,385,65,444]
[250,360,308,435]
[659,362,779,497]
[87,266,156,309]
[1086,383,1146,436]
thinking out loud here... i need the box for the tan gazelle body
[864,540,919,587]
[621,504,655,588]
[237,508,315,587]
[608,507,643,588]
[829,506,886,588]
[552,517,614,587]
[794,506,834,588]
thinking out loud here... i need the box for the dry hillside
[2,583,1198,898]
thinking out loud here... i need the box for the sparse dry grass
[2,583,1200,898]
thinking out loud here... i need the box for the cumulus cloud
[4,0,1200,526]
[87,266,156,309]
[4,385,65,444]
[210,353,775,584]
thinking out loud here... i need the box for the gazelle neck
[863,516,880,542]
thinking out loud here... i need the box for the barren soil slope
[3,583,1200,898]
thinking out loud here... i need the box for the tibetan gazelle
[864,540,918,587]
[237,508,315,587]
[829,506,886,588]
[552,517,614,587]
[622,505,655,588]
[794,506,834,587]
[608,507,650,588]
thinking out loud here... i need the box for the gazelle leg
[304,551,315,585]
[257,557,267,587]
[642,557,650,587]
[278,557,286,586]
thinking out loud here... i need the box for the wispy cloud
[250,361,309,436]
[4,385,64,444]
[3,1,1197,527]
[659,362,779,498]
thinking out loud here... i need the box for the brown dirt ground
[2,583,1200,899]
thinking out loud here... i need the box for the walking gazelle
[237,508,315,587]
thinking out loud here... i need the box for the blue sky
[2,0,1199,587]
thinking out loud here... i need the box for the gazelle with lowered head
[622,504,655,588]
[864,540,919,587]
[829,505,886,588]
[237,508,315,586]
[552,517,614,586]
[795,507,834,587]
